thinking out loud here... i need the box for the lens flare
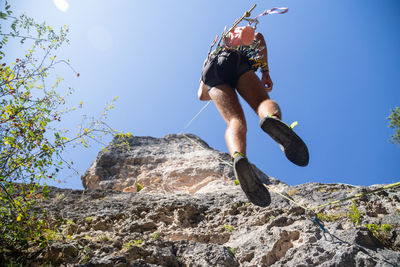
[53,0,69,12]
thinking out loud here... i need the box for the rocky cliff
[14,135,400,266]
[81,134,281,194]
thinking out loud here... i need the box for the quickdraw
[245,7,289,28]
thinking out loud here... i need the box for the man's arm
[254,33,273,92]
[198,81,211,101]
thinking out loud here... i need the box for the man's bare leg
[237,70,309,166]
[236,70,281,119]
[208,84,247,156]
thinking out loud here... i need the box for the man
[198,32,308,207]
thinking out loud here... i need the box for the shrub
[346,201,362,225]
[317,212,342,222]
[223,224,234,232]
[364,223,393,248]
[0,2,124,260]
[151,232,161,239]
[388,107,400,145]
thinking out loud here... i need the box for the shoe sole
[234,156,271,207]
[260,117,309,167]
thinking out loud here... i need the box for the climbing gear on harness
[248,58,269,73]
[244,7,289,29]
[260,116,309,167]
[233,153,271,207]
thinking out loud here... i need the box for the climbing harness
[248,58,269,73]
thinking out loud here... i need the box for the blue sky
[6,0,400,189]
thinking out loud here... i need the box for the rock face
[81,134,280,194]
[27,183,400,266]
[13,134,400,266]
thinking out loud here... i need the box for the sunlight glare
[53,0,69,12]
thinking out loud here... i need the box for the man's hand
[261,71,273,92]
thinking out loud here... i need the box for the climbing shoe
[260,116,309,167]
[233,154,271,207]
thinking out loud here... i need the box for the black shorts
[201,49,252,90]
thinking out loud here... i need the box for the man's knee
[266,99,281,119]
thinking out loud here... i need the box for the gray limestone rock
[9,134,399,266]
[25,183,400,266]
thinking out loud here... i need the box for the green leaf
[11,21,17,32]
[0,12,7,19]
